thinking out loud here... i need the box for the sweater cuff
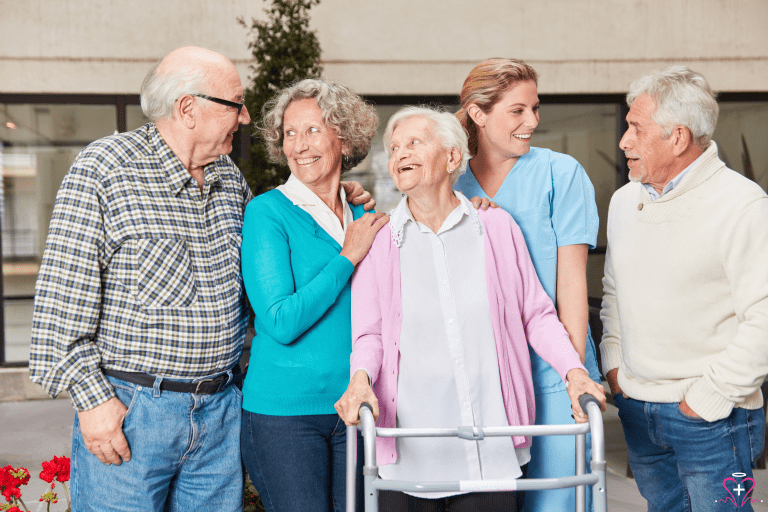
[684,378,735,422]
[330,254,356,280]
[69,370,116,412]
[600,342,622,378]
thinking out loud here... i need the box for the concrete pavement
[2,398,767,511]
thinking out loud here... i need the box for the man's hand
[679,399,701,418]
[77,396,131,465]
[341,181,376,211]
[606,368,625,398]
[468,196,498,210]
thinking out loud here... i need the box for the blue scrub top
[455,147,601,392]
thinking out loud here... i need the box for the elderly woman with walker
[335,106,605,512]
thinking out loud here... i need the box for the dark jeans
[241,410,364,512]
[615,394,765,512]
[379,490,519,512]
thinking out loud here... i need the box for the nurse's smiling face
[472,80,540,162]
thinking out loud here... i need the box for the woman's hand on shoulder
[565,368,606,424]
[468,196,498,210]
[335,369,379,426]
[340,212,390,266]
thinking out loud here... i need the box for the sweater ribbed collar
[641,141,725,205]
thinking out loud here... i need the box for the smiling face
[195,63,250,164]
[620,93,677,188]
[475,80,539,161]
[388,116,454,198]
[282,98,345,190]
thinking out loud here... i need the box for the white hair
[140,61,208,122]
[627,66,718,151]
[383,106,470,185]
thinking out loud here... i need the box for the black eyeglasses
[194,94,245,115]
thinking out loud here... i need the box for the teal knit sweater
[240,189,365,416]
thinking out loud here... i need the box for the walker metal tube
[575,432,587,512]
[580,394,607,512]
[359,403,379,512]
[346,425,358,512]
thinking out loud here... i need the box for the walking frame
[346,394,607,512]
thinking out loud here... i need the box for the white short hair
[383,106,470,185]
[140,61,208,122]
[627,66,718,151]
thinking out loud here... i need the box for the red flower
[7,506,23,512]
[2,485,20,502]
[39,456,70,484]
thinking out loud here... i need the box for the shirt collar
[149,123,221,196]
[389,191,481,247]
[279,174,348,207]
[642,157,697,200]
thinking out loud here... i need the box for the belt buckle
[194,378,216,394]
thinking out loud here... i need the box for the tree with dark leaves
[238,0,323,195]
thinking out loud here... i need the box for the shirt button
[638,203,644,211]
[449,319,454,324]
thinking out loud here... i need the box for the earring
[447,167,454,174]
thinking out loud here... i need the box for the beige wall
[1,0,767,95]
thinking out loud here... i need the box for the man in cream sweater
[601,67,768,511]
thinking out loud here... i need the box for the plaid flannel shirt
[30,123,253,411]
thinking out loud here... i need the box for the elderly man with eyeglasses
[28,46,253,511]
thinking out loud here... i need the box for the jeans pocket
[747,408,766,466]
[675,403,707,422]
[112,383,140,424]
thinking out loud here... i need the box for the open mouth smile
[513,134,532,140]
[296,157,320,165]
[398,164,420,173]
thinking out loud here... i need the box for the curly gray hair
[260,78,379,172]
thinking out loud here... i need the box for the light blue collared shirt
[643,161,696,200]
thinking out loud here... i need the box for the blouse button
[638,203,644,211]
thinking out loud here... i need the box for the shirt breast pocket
[135,238,198,308]
[514,209,556,260]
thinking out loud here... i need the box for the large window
[1,94,766,365]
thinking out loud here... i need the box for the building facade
[1,0,767,363]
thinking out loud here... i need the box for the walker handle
[578,393,602,416]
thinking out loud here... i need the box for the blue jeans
[241,410,364,512]
[614,394,765,512]
[71,373,243,512]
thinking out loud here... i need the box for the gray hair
[627,66,718,151]
[140,61,208,122]
[260,78,378,172]
[383,106,470,185]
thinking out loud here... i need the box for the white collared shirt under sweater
[378,193,530,498]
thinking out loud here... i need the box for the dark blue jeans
[241,410,364,512]
[614,394,765,512]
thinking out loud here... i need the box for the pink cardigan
[350,207,586,465]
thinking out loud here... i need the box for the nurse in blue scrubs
[455,58,603,512]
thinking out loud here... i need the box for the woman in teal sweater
[240,78,388,512]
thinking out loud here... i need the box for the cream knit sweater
[600,142,768,421]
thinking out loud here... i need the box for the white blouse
[378,192,530,498]
[277,174,351,246]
